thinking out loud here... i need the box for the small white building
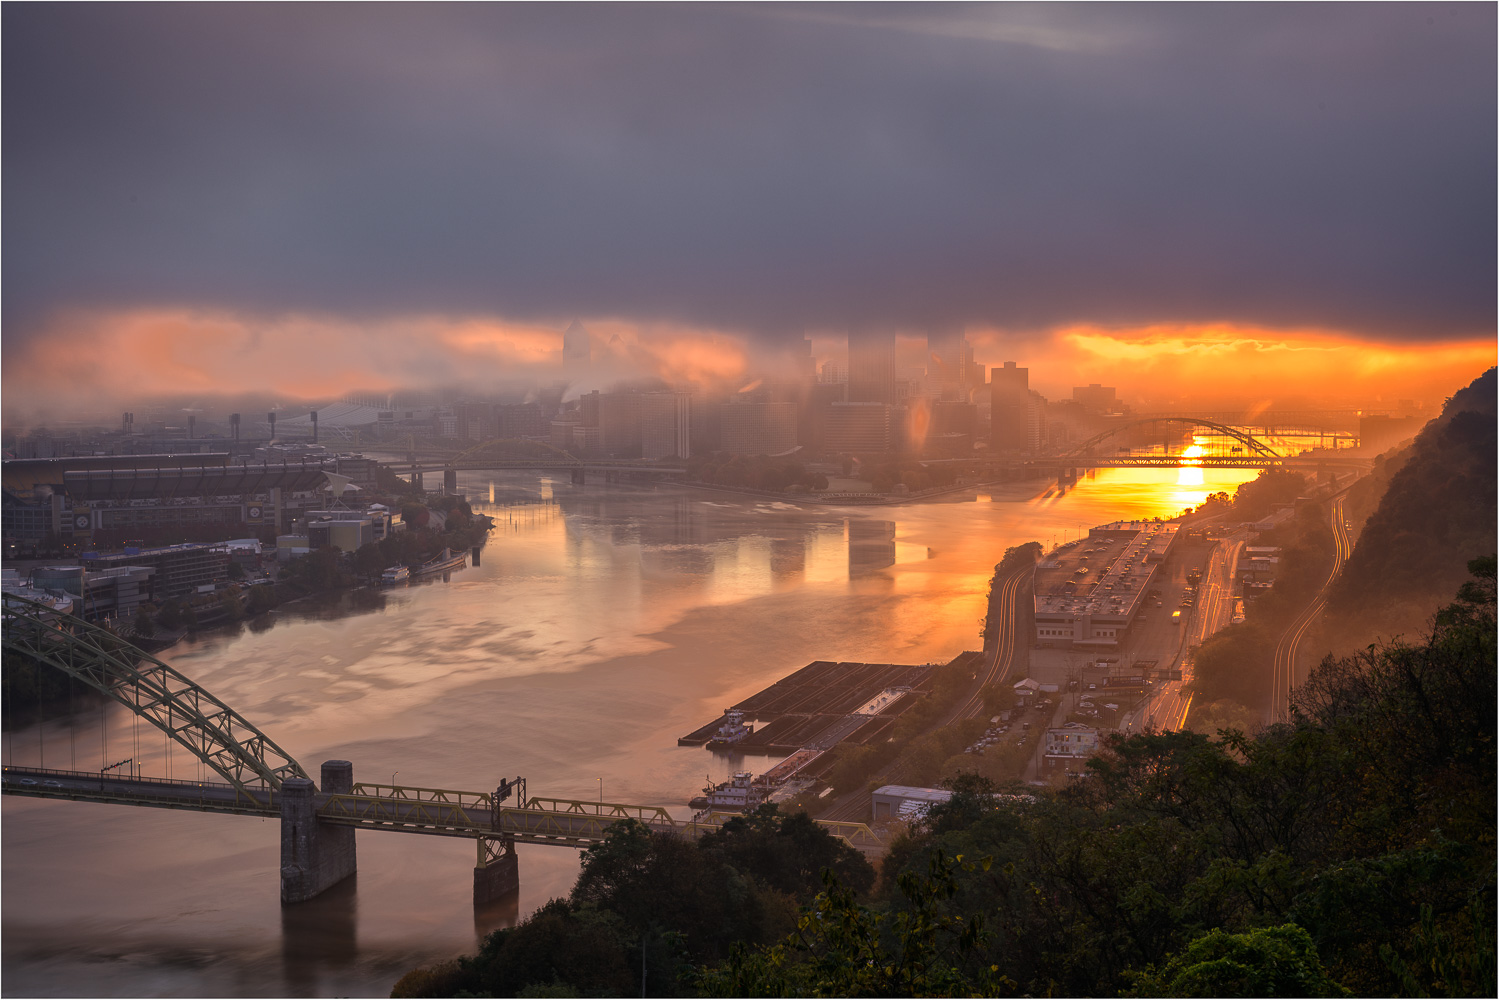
[1043,727,1100,775]
[871,784,952,823]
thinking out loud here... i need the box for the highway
[1129,531,1246,732]
[1270,493,1352,719]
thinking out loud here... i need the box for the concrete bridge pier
[443,467,458,494]
[474,835,519,906]
[280,760,358,905]
[570,468,586,485]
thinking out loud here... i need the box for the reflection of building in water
[641,545,717,576]
[770,537,806,576]
[847,518,897,576]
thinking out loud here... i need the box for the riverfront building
[1033,521,1179,649]
[80,542,229,601]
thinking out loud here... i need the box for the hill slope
[1326,367,1496,645]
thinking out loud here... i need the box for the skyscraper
[847,329,895,404]
[562,319,591,375]
[926,327,973,402]
[991,361,1035,453]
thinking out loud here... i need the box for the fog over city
[2,6,1494,1000]
[3,4,1495,418]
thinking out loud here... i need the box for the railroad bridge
[1,594,881,907]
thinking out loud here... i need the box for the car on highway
[19,778,37,786]
[43,780,63,789]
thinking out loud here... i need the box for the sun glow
[1176,440,1206,488]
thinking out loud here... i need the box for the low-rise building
[31,563,156,621]
[1043,727,1100,775]
[79,542,227,600]
[871,784,952,823]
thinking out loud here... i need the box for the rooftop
[1035,522,1177,622]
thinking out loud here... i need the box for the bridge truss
[1,593,309,797]
[1064,417,1282,459]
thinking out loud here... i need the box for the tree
[699,804,876,900]
[132,606,155,637]
[353,542,387,578]
[694,851,1009,998]
[1127,924,1347,997]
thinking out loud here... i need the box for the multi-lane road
[1270,493,1352,719]
[1131,531,1246,731]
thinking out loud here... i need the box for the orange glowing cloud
[2,307,755,416]
[969,323,1496,408]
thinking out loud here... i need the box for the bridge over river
[1,594,882,907]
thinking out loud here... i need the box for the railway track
[1270,494,1352,719]
[820,563,1031,823]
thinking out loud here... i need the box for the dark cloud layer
[4,3,1494,345]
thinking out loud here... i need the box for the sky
[3,3,1495,415]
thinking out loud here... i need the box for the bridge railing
[521,797,676,825]
[323,789,488,833]
[350,782,494,810]
[2,764,244,791]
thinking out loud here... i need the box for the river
[2,464,1259,997]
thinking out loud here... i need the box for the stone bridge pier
[474,836,519,905]
[280,760,357,905]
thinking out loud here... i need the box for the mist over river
[3,467,1257,997]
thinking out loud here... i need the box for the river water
[2,465,1258,997]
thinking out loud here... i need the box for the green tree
[699,804,876,900]
[354,542,387,578]
[695,851,1009,997]
[1127,924,1347,997]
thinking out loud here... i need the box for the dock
[681,658,963,753]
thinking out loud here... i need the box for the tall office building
[926,328,973,402]
[991,361,1034,453]
[562,320,591,375]
[719,401,798,456]
[639,392,692,460]
[824,402,892,453]
[847,330,896,404]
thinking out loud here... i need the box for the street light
[597,777,603,804]
[391,770,399,791]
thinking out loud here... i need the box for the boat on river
[411,547,467,579]
[379,565,410,586]
[688,770,766,813]
[705,710,753,749]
